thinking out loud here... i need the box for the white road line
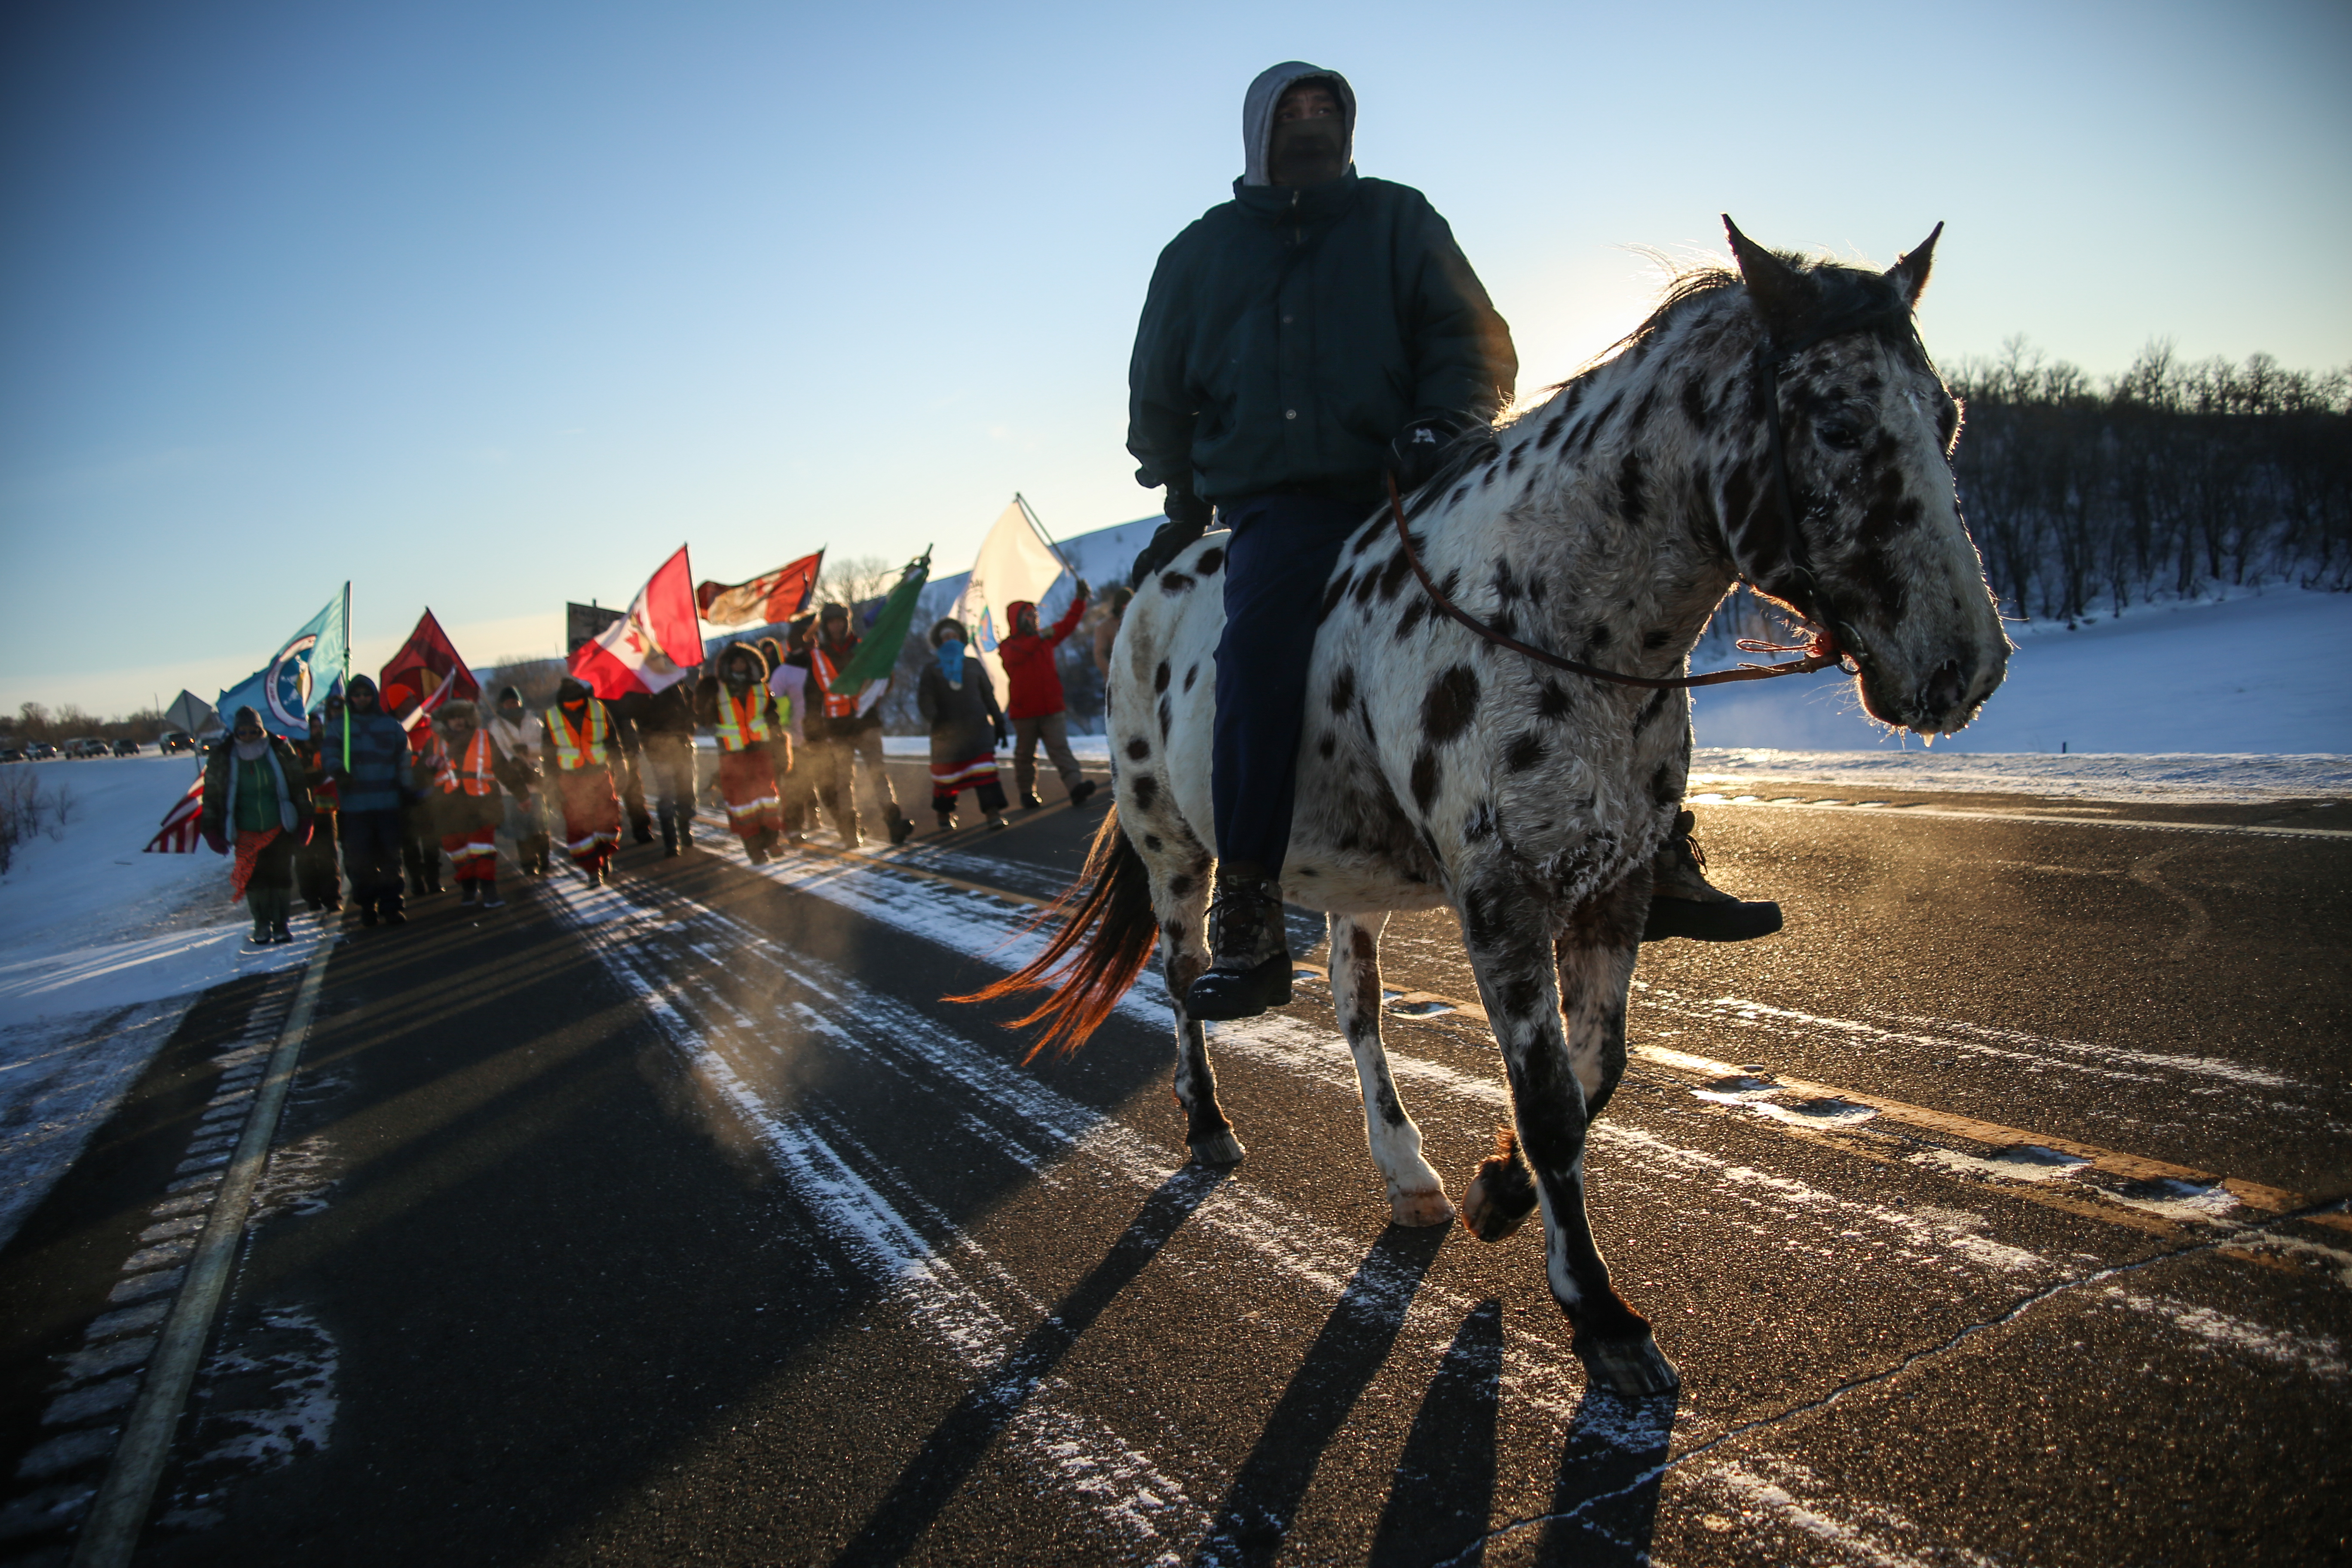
[540,874,1213,1563]
[68,929,334,1568]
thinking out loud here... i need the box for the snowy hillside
[1694,588,2351,753]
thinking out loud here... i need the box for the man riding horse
[1126,61,1781,1021]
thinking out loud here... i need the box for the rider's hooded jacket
[1127,61,1518,509]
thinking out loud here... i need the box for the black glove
[1127,491,1213,590]
[1387,413,1486,495]
[993,720,1009,747]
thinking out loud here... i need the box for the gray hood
[1240,61,1356,187]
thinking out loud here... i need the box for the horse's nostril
[1921,658,1966,719]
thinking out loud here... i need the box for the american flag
[145,774,205,854]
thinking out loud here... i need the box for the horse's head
[1720,219,2008,735]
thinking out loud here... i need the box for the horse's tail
[946,805,1159,1060]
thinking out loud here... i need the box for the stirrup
[1183,952,1294,1021]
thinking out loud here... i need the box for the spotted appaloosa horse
[962,221,2009,1395]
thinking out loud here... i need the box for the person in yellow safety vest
[545,676,624,886]
[429,700,525,908]
[695,642,789,863]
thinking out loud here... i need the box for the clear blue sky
[4,0,2346,717]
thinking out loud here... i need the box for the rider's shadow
[831,1161,1232,1568]
[1190,1222,1450,1567]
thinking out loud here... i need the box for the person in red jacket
[998,582,1098,811]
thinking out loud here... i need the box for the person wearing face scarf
[544,676,624,885]
[325,674,421,927]
[484,685,554,876]
[916,619,1010,833]
[693,643,788,862]
[199,706,314,945]
[1123,63,1518,1016]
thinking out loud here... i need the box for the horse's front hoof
[1461,1174,1533,1243]
[1189,1130,1246,1167]
[1577,1332,1680,1397]
[1389,1187,1455,1228]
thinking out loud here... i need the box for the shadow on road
[1366,1298,1502,1566]
[833,1161,1232,1567]
[1190,1222,1450,1567]
[1532,1380,1678,1566]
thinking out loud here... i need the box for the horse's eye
[1816,418,1863,451]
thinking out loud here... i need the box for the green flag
[829,552,931,699]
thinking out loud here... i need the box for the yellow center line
[766,844,2350,1237]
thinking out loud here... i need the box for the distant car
[112,738,141,756]
[159,731,199,755]
[27,742,58,760]
[0,747,24,764]
[65,738,109,759]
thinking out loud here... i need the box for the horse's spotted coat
[1101,227,2007,1391]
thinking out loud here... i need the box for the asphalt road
[5,760,2346,1566]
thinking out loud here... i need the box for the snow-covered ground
[886,589,2351,804]
[1692,587,2351,755]
[0,756,311,1250]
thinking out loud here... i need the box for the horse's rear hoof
[1461,1174,1533,1243]
[1390,1188,1455,1228]
[1189,1131,1246,1167]
[1578,1332,1680,1397]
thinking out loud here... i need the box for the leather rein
[1385,318,1916,692]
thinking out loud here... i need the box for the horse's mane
[1552,250,1911,402]
[1403,250,1914,515]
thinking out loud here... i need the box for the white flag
[949,501,1067,709]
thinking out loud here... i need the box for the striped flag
[145,774,206,854]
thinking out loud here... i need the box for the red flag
[379,610,479,722]
[570,545,701,699]
[145,774,205,854]
[695,550,824,628]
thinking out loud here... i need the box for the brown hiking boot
[1183,862,1293,1021]
[1642,810,1783,943]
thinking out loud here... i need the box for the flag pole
[340,581,354,770]
[1013,493,1078,578]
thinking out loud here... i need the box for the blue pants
[1212,494,1369,875]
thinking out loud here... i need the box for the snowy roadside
[0,757,312,1252]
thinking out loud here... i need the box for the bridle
[1387,298,1921,692]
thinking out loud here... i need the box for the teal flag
[828,554,931,697]
[215,585,351,739]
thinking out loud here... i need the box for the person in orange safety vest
[427,700,527,908]
[695,642,790,863]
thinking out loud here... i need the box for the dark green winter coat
[1127,171,1516,506]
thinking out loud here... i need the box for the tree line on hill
[1944,340,2349,626]
[1699,341,2349,651]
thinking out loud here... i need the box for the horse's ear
[1887,221,1943,307]
[1722,214,1810,340]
